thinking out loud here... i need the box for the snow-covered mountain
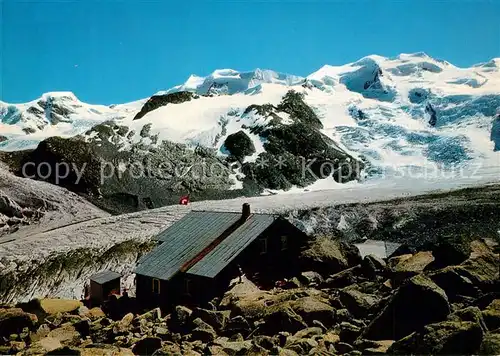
[1,53,499,193]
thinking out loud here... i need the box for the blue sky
[2,0,499,104]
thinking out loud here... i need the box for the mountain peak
[40,91,79,102]
[397,52,430,59]
[167,68,304,95]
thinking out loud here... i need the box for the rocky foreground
[0,236,499,355]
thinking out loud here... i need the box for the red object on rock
[179,195,190,205]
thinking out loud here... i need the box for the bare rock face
[0,194,24,218]
[491,114,500,151]
[133,92,195,121]
[0,161,108,239]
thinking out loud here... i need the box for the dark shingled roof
[187,214,275,278]
[90,270,121,284]
[153,211,241,243]
[135,211,244,280]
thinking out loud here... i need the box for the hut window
[259,238,267,254]
[152,278,160,294]
[281,236,288,250]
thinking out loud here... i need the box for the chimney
[242,203,251,220]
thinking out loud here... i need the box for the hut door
[152,278,161,294]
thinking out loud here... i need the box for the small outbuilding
[89,270,122,304]
[354,239,402,259]
[135,203,308,309]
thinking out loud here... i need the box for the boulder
[362,274,450,340]
[90,323,114,344]
[474,292,500,310]
[321,331,340,347]
[9,340,26,353]
[361,255,387,277]
[285,337,319,354]
[81,307,106,321]
[223,315,252,337]
[449,306,488,332]
[482,299,500,331]
[391,251,434,281]
[74,319,91,338]
[301,237,362,275]
[44,346,82,355]
[429,235,473,268]
[292,327,323,339]
[311,320,327,332]
[39,299,83,315]
[137,308,161,323]
[479,333,500,355]
[261,306,308,335]
[289,296,336,327]
[131,337,162,355]
[253,335,276,350]
[354,339,394,355]
[80,346,134,355]
[191,308,230,331]
[229,333,244,342]
[213,338,253,355]
[338,286,380,318]
[27,337,63,354]
[30,323,51,342]
[455,252,499,292]
[173,305,193,327]
[298,271,324,286]
[388,321,484,355]
[0,308,37,338]
[191,318,217,343]
[308,343,335,356]
[206,345,229,355]
[339,322,362,344]
[387,254,412,270]
[278,347,300,356]
[154,327,170,341]
[219,275,262,309]
[116,313,134,334]
[335,341,353,354]
[429,266,480,302]
[47,324,81,346]
[336,308,353,323]
[324,265,362,288]
[152,342,182,355]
